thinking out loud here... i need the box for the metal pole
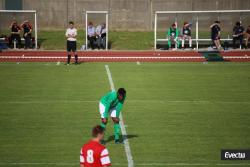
[196,15,198,50]
[240,12,242,50]
[85,12,88,50]
[106,12,108,50]
[175,14,178,49]
[155,10,250,14]
[154,13,157,50]
[35,11,38,49]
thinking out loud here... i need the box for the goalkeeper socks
[176,40,180,48]
[168,40,171,48]
[74,55,78,64]
[100,122,106,129]
[114,123,121,140]
[67,54,71,64]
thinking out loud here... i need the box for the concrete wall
[109,0,151,30]
[0,0,249,30]
[22,0,69,28]
[0,0,4,10]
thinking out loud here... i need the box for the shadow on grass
[37,38,47,49]
[108,40,113,49]
[105,134,138,143]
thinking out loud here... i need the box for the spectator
[232,21,245,49]
[244,25,250,49]
[87,22,96,50]
[96,23,107,49]
[167,23,180,49]
[210,21,222,50]
[21,20,32,49]
[65,21,78,65]
[95,24,102,49]
[101,23,107,49]
[9,20,21,49]
[181,22,192,49]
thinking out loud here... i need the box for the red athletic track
[0,50,250,62]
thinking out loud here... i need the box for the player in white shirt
[65,21,78,65]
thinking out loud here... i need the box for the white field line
[0,100,99,104]
[0,56,250,59]
[0,162,76,166]
[0,100,249,104]
[0,162,250,166]
[105,65,134,167]
[128,100,250,104]
[136,163,210,166]
[215,164,250,166]
[0,56,203,59]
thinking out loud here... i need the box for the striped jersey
[80,140,111,167]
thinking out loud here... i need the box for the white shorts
[99,102,117,118]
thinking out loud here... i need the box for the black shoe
[100,140,106,145]
[115,139,123,144]
[74,62,79,65]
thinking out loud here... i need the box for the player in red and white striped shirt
[80,125,111,167]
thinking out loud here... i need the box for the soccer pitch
[0,62,250,167]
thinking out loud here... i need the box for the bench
[157,38,247,50]
[0,37,34,49]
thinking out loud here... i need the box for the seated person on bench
[244,25,250,49]
[96,23,106,49]
[9,20,21,48]
[167,23,180,49]
[0,35,8,50]
[21,20,33,49]
[210,21,222,50]
[87,22,96,50]
[232,21,244,49]
[181,22,192,49]
[95,24,102,49]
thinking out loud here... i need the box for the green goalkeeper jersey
[167,27,179,38]
[100,91,125,115]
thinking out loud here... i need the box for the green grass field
[0,62,250,167]
[38,30,154,50]
[38,30,233,50]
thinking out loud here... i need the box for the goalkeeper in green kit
[99,88,126,144]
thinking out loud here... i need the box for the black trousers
[9,34,21,48]
[87,35,96,49]
[66,41,78,64]
[233,35,243,48]
[67,41,77,52]
[24,34,32,48]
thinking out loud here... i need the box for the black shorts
[211,35,220,41]
[67,41,76,52]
